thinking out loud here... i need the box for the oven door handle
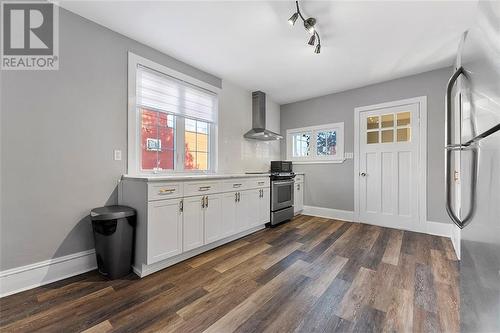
[272,180,294,186]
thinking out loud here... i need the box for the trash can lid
[90,205,136,221]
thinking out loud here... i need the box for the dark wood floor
[0,215,459,333]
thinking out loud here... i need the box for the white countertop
[122,172,304,182]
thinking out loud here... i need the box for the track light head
[314,43,321,54]
[308,34,316,46]
[288,12,299,26]
[304,18,316,34]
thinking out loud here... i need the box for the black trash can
[90,205,136,279]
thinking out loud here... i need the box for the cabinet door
[259,188,270,224]
[221,191,238,238]
[238,189,260,231]
[148,198,183,264]
[204,193,223,244]
[183,195,205,251]
[294,182,304,214]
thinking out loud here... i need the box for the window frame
[128,52,219,175]
[286,122,345,164]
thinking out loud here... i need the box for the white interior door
[358,103,420,229]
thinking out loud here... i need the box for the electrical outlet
[344,152,354,159]
[114,149,122,161]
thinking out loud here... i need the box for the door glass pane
[277,184,292,203]
[367,131,379,144]
[397,112,411,126]
[381,114,394,128]
[381,130,394,143]
[397,128,411,142]
[316,130,337,156]
[367,116,379,129]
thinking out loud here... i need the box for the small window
[287,122,344,163]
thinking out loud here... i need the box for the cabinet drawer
[295,175,304,183]
[148,182,183,201]
[248,177,270,189]
[222,179,250,192]
[184,181,221,196]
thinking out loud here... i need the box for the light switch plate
[114,149,122,161]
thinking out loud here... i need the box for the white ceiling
[59,1,477,104]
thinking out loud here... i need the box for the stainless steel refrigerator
[445,1,500,331]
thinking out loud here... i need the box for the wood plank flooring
[0,215,459,333]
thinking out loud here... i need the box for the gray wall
[0,8,221,270]
[280,67,453,224]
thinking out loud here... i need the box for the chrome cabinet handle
[297,184,300,190]
[179,199,183,213]
[360,172,366,177]
[235,192,238,202]
[237,192,241,202]
[199,186,211,191]
[205,196,209,208]
[232,183,242,188]
[258,181,265,185]
[445,66,476,229]
[201,196,205,208]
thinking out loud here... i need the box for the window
[128,53,219,174]
[286,122,344,163]
[366,111,411,144]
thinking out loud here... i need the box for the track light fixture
[287,1,321,54]
[308,34,316,46]
[288,12,298,26]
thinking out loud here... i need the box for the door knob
[360,172,367,177]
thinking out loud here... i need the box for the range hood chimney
[243,91,283,141]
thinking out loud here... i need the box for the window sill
[290,159,346,165]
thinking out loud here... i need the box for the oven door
[272,179,294,211]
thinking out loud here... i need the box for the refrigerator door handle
[445,66,477,229]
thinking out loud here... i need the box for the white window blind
[137,65,217,123]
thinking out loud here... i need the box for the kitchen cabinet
[238,189,260,231]
[294,178,304,215]
[204,194,223,243]
[183,196,205,251]
[259,188,270,224]
[119,175,273,277]
[147,198,183,264]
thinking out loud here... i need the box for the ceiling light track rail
[288,0,321,54]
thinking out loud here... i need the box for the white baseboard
[0,249,97,298]
[302,206,354,222]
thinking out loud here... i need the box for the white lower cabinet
[120,175,277,276]
[183,196,205,252]
[204,194,223,243]
[259,188,270,224]
[294,180,304,215]
[147,198,183,264]
[221,192,238,237]
[239,189,260,231]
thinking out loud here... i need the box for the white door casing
[354,97,427,230]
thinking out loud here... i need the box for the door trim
[353,96,427,226]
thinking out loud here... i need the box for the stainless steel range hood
[244,91,283,141]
